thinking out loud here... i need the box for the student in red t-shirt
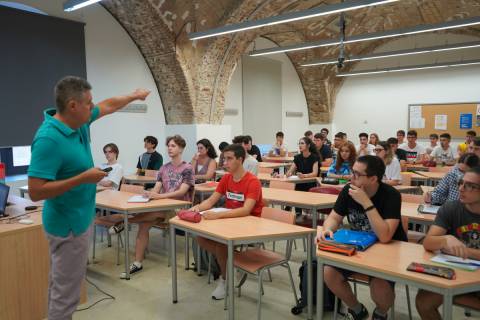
[191,143,264,300]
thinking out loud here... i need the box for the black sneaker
[345,304,368,320]
[120,263,143,279]
[371,308,388,320]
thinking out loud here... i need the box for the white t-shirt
[243,154,258,176]
[399,143,426,162]
[100,163,124,190]
[384,158,402,182]
[430,146,455,163]
[270,142,288,155]
[356,144,375,156]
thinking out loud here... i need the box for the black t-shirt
[319,144,333,160]
[334,183,407,241]
[434,201,480,249]
[395,149,407,162]
[293,153,319,192]
[248,145,263,162]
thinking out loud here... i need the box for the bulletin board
[408,103,480,138]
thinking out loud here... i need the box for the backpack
[291,259,336,315]
[191,239,221,280]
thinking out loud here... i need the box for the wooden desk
[258,162,291,169]
[326,183,419,194]
[262,188,336,229]
[122,174,157,185]
[263,156,294,163]
[194,182,218,201]
[316,241,480,320]
[170,215,316,320]
[19,185,108,198]
[0,197,46,320]
[402,201,436,227]
[405,164,430,172]
[416,171,446,186]
[95,190,190,279]
[258,173,319,185]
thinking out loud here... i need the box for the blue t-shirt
[28,107,100,237]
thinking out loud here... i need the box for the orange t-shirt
[215,171,264,217]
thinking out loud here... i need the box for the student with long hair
[369,133,380,146]
[327,142,357,180]
[285,137,319,192]
[191,138,217,183]
[374,141,402,186]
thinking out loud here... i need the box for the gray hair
[54,76,92,113]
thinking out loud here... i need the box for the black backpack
[191,239,221,280]
[291,259,336,315]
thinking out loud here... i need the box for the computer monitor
[0,183,10,217]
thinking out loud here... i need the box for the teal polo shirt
[28,106,100,237]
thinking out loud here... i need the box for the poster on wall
[409,105,424,128]
[434,114,448,130]
[460,113,473,129]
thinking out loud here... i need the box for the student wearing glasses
[98,143,123,190]
[327,142,357,180]
[374,141,402,186]
[424,153,479,205]
[416,166,480,320]
[317,155,407,320]
[369,133,380,147]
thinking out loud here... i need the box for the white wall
[8,1,166,173]
[333,33,480,147]
[224,37,311,149]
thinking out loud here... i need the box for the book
[127,195,150,203]
[431,253,480,271]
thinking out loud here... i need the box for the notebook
[127,195,150,203]
[417,204,440,215]
[431,253,480,271]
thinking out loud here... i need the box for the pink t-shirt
[157,161,195,202]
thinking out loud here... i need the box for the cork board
[408,103,479,139]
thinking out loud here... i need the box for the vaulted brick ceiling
[102,0,480,124]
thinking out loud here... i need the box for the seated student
[98,143,124,190]
[124,135,194,277]
[191,144,264,300]
[426,133,439,155]
[374,141,402,186]
[268,131,288,157]
[396,130,406,145]
[191,138,217,183]
[136,135,163,174]
[332,132,345,161]
[245,135,263,162]
[430,133,455,165]
[416,166,480,320]
[458,130,476,157]
[218,141,229,170]
[424,153,479,205]
[232,135,258,175]
[468,136,480,157]
[314,132,333,165]
[399,130,426,163]
[317,155,407,320]
[387,137,407,170]
[304,130,313,141]
[321,127,332,146]
[357,132,375,156]
[369,133,380,147]
[327,142,356,180]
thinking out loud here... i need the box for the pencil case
[178,210,202,223]
[317,240,356,256]
[407,262,456,280]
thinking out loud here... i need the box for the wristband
[364,205,375,212]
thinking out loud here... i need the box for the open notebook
[431,253,480,271]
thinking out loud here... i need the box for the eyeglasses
[457,179,480,191]
[352,170,369,179]
[103,150,114,154]
[298,142,306,145]
[374,148,384,152]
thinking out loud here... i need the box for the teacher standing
[28,76,150,320]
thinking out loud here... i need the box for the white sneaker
[211,277,226,300]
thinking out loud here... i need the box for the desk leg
[197,238,202,276]
[307,233,313,320]
[124,212,130,280]
[227,240,235,320]
[316,260,324,320]
[185,233,189,270]
[171,225,178,303]
[443,290,453,320]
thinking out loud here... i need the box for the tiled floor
[74,227,479,320]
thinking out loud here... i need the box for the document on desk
[200,208,230,215]
[288,175,299,180]
[127,195,150,203]
[431,253,480,271]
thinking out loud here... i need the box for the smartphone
[102,167,112,173]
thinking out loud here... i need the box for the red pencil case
[178,210,202,223]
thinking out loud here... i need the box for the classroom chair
[91,184,144,265]
[233,207,298,320]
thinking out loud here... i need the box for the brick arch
[102,0,195,124]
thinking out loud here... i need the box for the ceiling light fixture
[188,0,398,41]
[250,16,480,56]
[64,0,102,12]
[336,59,480,77]
[301,41,480,66]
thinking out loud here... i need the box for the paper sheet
[200,208,231,215]
[431,253,480,271]
[409,117,425,129]
[127,195,150,203]
[434,114,448,130]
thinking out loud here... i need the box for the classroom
[1,1,480,320]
